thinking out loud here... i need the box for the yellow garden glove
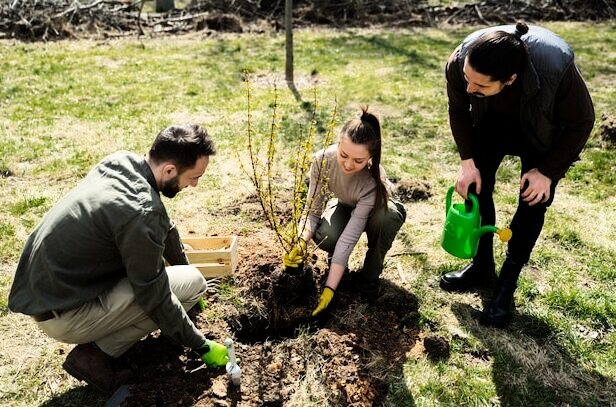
[282,238,307,270]
[312,286,335,316]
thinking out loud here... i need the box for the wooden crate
[182,236,238,278]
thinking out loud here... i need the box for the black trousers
[472,115,559,267]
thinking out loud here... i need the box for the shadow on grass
[38,386,107,407]
[451,302,616,407]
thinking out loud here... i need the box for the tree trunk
[155,0,175,12]
[285,0,293,83]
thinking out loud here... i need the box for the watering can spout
[472,225,498,239]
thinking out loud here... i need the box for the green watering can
[441,186,512,259]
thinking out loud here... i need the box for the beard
[469,91,486,98]
[161,176,180,198]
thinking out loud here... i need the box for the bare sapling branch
[242,76,337,261]
[299,93,337,245]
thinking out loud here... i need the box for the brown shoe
[62,343,133,393]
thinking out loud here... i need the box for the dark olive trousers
[314,199,407,281]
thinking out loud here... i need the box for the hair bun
[514,22,529,39]
[360,105,370,120]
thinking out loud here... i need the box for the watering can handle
[465,183,478,213]
[445,186,454,215]
[466,192,480,216]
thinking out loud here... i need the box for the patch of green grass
[10,196,48,216]
[585,247,616,282]
[0,274,11,317]
[544,287,616,330]
[567,148,616,200]
[217,277,245,310]
[0,222,19,261]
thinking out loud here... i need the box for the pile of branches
[187,0,615,26]
[0,0,215,40]
[1,0,614,41]
[429,0,615,26]
[1,0,134,40]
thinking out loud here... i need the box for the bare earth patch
[113,229,420,405]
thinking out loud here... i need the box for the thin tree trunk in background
[285,0,293,83]
[155,0,174,12]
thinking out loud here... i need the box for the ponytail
[340,106,388,209]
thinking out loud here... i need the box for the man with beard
[9,124,228,392]
[440,23,594,327]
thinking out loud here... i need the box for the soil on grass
[393,179,433,203]
[120,228,420,406]
[599,112,616,147]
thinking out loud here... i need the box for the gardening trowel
[224,338,241,386]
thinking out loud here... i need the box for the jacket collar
[139,156,160,193]
[520,57,541,103]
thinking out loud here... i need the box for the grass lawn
[0,22,615,406]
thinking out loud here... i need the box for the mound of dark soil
[118,228,420,406]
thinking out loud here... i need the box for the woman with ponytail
[283,107,406,316]
[441,22,594,328]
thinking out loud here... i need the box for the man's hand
[455,159,482,199]
[282,238,307,270]
[520,168,551,206]
[195,339,228,368]
[312,286,335,316]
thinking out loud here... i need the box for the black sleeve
[446,48,474,160]
[538,63,595,180]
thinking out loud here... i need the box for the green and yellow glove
[312,286,335,316]
[195,339,228,368]
[282,238,307,271]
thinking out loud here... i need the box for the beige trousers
[36,265,206,357]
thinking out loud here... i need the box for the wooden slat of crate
[191,263,232,278]
[182,237,234,250]
[186,251,229,264]
[182,236,238,278]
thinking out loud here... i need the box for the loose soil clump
[119,229,420,405]
[394,179,433,202]
[423,334,451,361]
[599,112,616,147]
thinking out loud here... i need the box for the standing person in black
[440,23,594,327]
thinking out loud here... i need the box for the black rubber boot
[480,258,523,328]
[439,262,496,292]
